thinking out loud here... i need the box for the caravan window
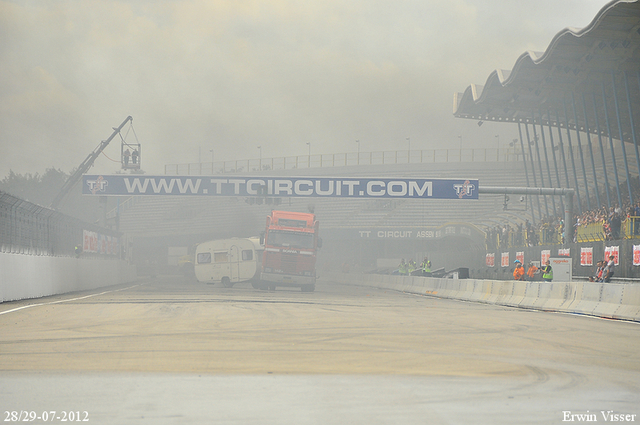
[197,252,211,264]
[242,250,253,261]
[214,252,229,262]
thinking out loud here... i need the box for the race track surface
[1,277,638,424]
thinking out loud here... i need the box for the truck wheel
[221,277,234,288]
[301,284,315,292]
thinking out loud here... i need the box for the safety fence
[0,191,120,257]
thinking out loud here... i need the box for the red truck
[260,210,321,292]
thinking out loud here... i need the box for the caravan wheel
[221,277,234,288]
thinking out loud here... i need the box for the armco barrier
[320,272,640,322]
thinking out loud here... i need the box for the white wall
[0,253,138,303]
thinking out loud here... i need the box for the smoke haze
[0,0,608,177]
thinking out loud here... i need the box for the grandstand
[454,0,640,214]
[116,137,640,239]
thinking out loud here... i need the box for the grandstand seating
[116,142,640,237]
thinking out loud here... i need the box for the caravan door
[213,250,232,282]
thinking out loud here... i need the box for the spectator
[589,261,604,282]
[609,209,622,240]
[602,255,615,283]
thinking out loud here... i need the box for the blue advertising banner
[82,175,479,200]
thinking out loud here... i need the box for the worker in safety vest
[542,260,553,282]
[408,259,416,275]
[398,259,408,275]
[421,258,431,276]
[526,262,539,281]
[513,260,525,280]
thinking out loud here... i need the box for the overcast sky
[0,0,610,177]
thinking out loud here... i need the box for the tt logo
[453,180,475,198]
[87,176,108,194]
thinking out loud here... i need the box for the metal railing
[165,147,524,175]
[0,191,119,257]
[164,140,638,176]
[485,217,640,249]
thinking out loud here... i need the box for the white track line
[0,283,145,316]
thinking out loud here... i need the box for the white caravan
[194,238,262,287]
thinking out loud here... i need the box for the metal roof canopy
[454,0,640,143]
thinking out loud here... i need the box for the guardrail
[165,147,524,175]
[164,139,638,176]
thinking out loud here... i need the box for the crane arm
[50,116,133,209]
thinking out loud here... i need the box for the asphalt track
[0,276,639,424]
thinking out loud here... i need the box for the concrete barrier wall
[614,285,640,320]
[0,253,138,303]
[321,272,640,322]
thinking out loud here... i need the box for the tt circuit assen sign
[82,175,478,200]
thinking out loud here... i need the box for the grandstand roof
[453,0,640,143]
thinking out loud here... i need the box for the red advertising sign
[580,247,593,266]
[541,250,551,265]
[634,245,640,266]
[501,252,509,267]
[605,246,619,265]
[82,230,118,256]
[83,230,97,253]
[486,253,495,267]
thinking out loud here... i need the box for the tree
[0,168,113,225]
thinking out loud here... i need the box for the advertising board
[82,175,479,200]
